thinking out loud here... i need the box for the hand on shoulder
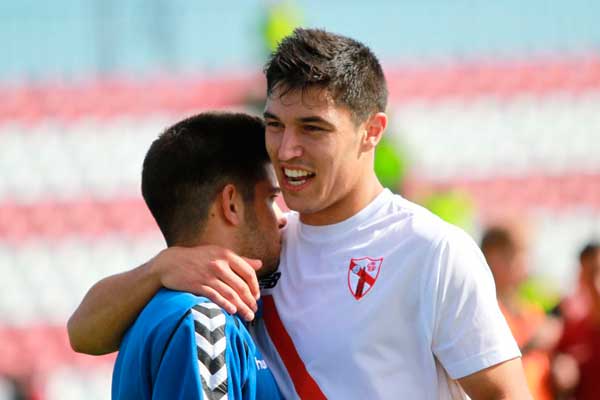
[150,245,263,321]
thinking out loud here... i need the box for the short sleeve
[156,301,281,400]
[428,227,521,379]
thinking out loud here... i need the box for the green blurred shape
[374,137,407,191]
[518,277,561,313]
[262,1,303,52]
[423,190,475,232]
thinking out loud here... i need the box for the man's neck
[299,175,384,226]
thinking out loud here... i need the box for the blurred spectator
[552,242,600,400]
[0,375,40,400]
[481,225,558,400]
[552,243,599,323]
[261,0,302,53]
[423,190,475,233]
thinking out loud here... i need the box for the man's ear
[220,184,244,226]
[361,112,388,152]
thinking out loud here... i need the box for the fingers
[196,286,237,315]
[157,245,261,322]
[225,252,261,300]
[214,259,258,313]
[203,280,255,321]
[242,257,263,270]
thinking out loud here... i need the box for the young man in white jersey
[68,29,531,399]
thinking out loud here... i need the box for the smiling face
[264,86,384,225]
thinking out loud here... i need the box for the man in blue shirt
[111,112,285,399]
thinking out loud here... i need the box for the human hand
[149,245,262,320]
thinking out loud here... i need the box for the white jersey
[251,189,520,399]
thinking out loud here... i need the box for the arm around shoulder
[67,244,263,354]
[67,258,163,355]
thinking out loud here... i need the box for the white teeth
[284,168,312,178]
[288,179,306,186]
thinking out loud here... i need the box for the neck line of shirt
[298,188,393,242]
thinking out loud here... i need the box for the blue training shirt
[112,288,282,399]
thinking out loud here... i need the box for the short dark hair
[264,28,388,123]
[480,226,514,256]
[580,241,600,264]
[141,112,269,246]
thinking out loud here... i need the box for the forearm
[67,244,262,355]
[459,358,532,400]
[67,260,162,355]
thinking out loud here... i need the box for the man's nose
[273,202,288,229]
[277,130,303,161]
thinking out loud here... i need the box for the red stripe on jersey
[262,295,327,400]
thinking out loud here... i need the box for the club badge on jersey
[347,257,383,300]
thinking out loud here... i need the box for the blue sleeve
[151,311,204,400]
[149,300,281,400]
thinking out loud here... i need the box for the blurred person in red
[0,374,42,400]
[552,242,600,400]
[552,242,598,325]
[481,225,558,400]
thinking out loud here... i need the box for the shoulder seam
[157,308,192,368]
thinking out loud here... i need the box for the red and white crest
[347,257,383,300]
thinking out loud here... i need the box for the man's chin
[281,192,310,211]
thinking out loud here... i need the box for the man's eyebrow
[263,111,279,120]
[263,112,334,128]
[298,116,335,128]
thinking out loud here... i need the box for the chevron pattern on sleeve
[192,303,228,400]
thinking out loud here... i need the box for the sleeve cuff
[444,346,522,379]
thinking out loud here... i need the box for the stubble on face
[235,169,283,278]
[237,208,280,278]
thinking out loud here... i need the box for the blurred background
[1,0,599,398]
